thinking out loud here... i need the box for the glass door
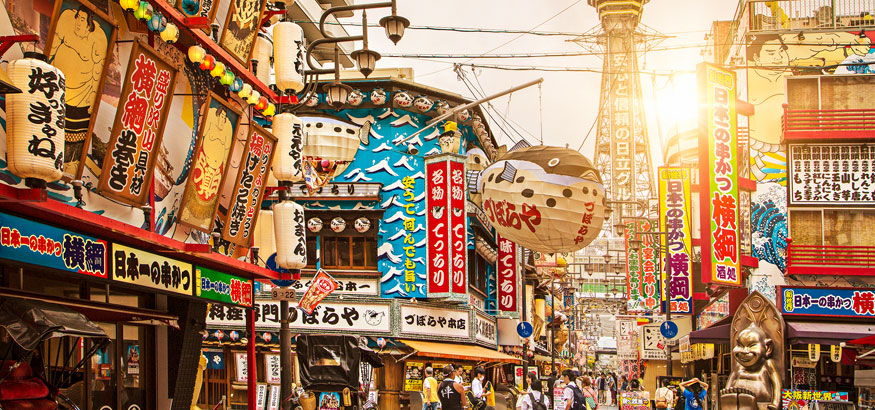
[90,323,116,410]
[121,325,148,410]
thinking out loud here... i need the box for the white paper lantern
[330,217,346,233]
[307,217,323,232]
[273,201,307,269]
[354,217,371,233]
[6,52,66,185]
[271,113,304,182]
[480,146,606,254]
[252,33,273,87]
[301,116,368,177]
[273,21,305,93]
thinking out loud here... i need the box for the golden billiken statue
[50,5,108,174]
[721,324,782,410]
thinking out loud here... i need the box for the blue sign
[660,320,679,339]
[781,286,875,318]
[517,321,534,338]
[0,212,108,278]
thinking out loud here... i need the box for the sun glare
[655,73,699,132]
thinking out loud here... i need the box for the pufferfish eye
[548,158,560,167]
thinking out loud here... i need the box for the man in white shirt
[562,370,578,410]
[518,378,550,410]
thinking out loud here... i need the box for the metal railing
[787,243,875,272]
[749,0,875,31]
[782,106,875,139]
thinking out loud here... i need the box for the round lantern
[273,201,307,269]
[134,1,151,20]
[370,88,387,105]
[301,116,369,177]
[6,52,66,186]
[347,89,365,106]
[273,21,305,93]
[255,96,268,111]
[247,90,261,105]
[199,55,215,71]
[220,70,234,86]
[210,61,225,78]
[160,23,179,43]
[147,12,166,32]
[238,83,253,99]
[480,145,605,254]
[330,217,346,233]
[252,209,277,264]
[120,0,138,12]
[271,113,304,182]
[188,46,206,64]
[229,330,239,341]
[262,103,276,117]
[252,33,272,86]
[354,217,371,233]
[393,90,413,107]
[307,217,323,233]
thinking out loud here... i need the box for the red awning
[0,287,178,328]
[848,334,875,345]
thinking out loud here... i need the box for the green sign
[196,266,253,307]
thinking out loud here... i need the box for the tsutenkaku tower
[586,0,656,223]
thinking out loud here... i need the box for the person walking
[607,373,616,406]
[471,366,496,410]
[422,367,439,410]
[580,376,599,410]
[597,373,607,405]
[518,378,550,410]
[562,369,589,410]
[439,365,467,410]
[655,379,675,410]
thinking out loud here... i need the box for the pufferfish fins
[499,162,517,183]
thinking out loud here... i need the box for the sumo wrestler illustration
[479,145,605,254]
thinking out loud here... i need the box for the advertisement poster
[0,212,108,278]
[497,234,519,316]
[624,220,660,313]
[404,361,424,392]
[235,352,247,382]
[264,354,281,384]
[196,267,253,307]
[318,392,341,410]
[621,391,653,410]
[781,389,849,410]
[658,167,694,314]
[698,62,741,286]
[298,269,339,314]
[97,40,177,206]
[553,386,566,410]
[781,287,875,318]
[112,244,193,295]
[425,155,467,299]
[268,384,280,410]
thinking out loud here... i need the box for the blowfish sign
[425,154,467,300]
[496,234,518,316]
[98,40,176,206]
[698,62,741,286]
[658,167,693,314]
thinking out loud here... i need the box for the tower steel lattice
[578,0,661,224]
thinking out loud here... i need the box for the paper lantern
[120,0,138,12]
[134,1,151,20]
[480,145,605,254]
[413,95,433,112]
[273,201,307,269]
[354,217,371,233]
[393,90,412,107]
[247,90,261,105]
[187,46,206,64]
[160,23,179,43]
[252,33,272,87]
[347,89,365,106]
[210,61,225,78]
[370,88,387,105]
[271,113,304,182]
[238,83,253,99]
[199,55,215,71]
[220,70,234,86]
[273,21,305,93]
[330,217,346,233]
[5,52,66,185]
[307,217,323,232]
[147,12,166,32]
[255,96,268,111]
[262,103,276,117]
[301,116,369,177]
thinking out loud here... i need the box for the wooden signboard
[222,123,277,246]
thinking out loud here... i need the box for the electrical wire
[467,66,532,145]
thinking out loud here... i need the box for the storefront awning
[0,287,178,328]
[849,334,875,345]
[400,339,521,364]
[689,324,730,344]
[788,322,875,345]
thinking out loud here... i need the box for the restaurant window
[468,250,488,295]
[305,215,378,270]
[790,209,875,246]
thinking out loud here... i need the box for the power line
[295,20,589,37]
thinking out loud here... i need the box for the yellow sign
[658,167,694,314]
[830,345,842,362]
[404,361,423,392]
[808,344,820,362]
[111,243,194,295]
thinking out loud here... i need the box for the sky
[339,0,740,165]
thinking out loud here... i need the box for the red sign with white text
[497,234,518,314]
[449,160,467,294]
[426,161,450,295]
[426,155,467,299]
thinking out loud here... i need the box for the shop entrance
[89,323,152,410]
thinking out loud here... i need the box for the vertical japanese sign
[222,124,277,246]
[425,154,467,300]
[97,40,177,206]
[496,234,518,316]
[658,167,693,314]
[179,92,241,232]
[624,220,660,312]
[698,62,741,286]
[401,174,418,290]
[298,269,338,314]
[610,51,635,205]
[264,354,281,384]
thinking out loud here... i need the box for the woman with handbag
[580,376,599,410]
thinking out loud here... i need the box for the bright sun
[655,72,699,132]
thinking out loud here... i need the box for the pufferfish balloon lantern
[480,146,605,254]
